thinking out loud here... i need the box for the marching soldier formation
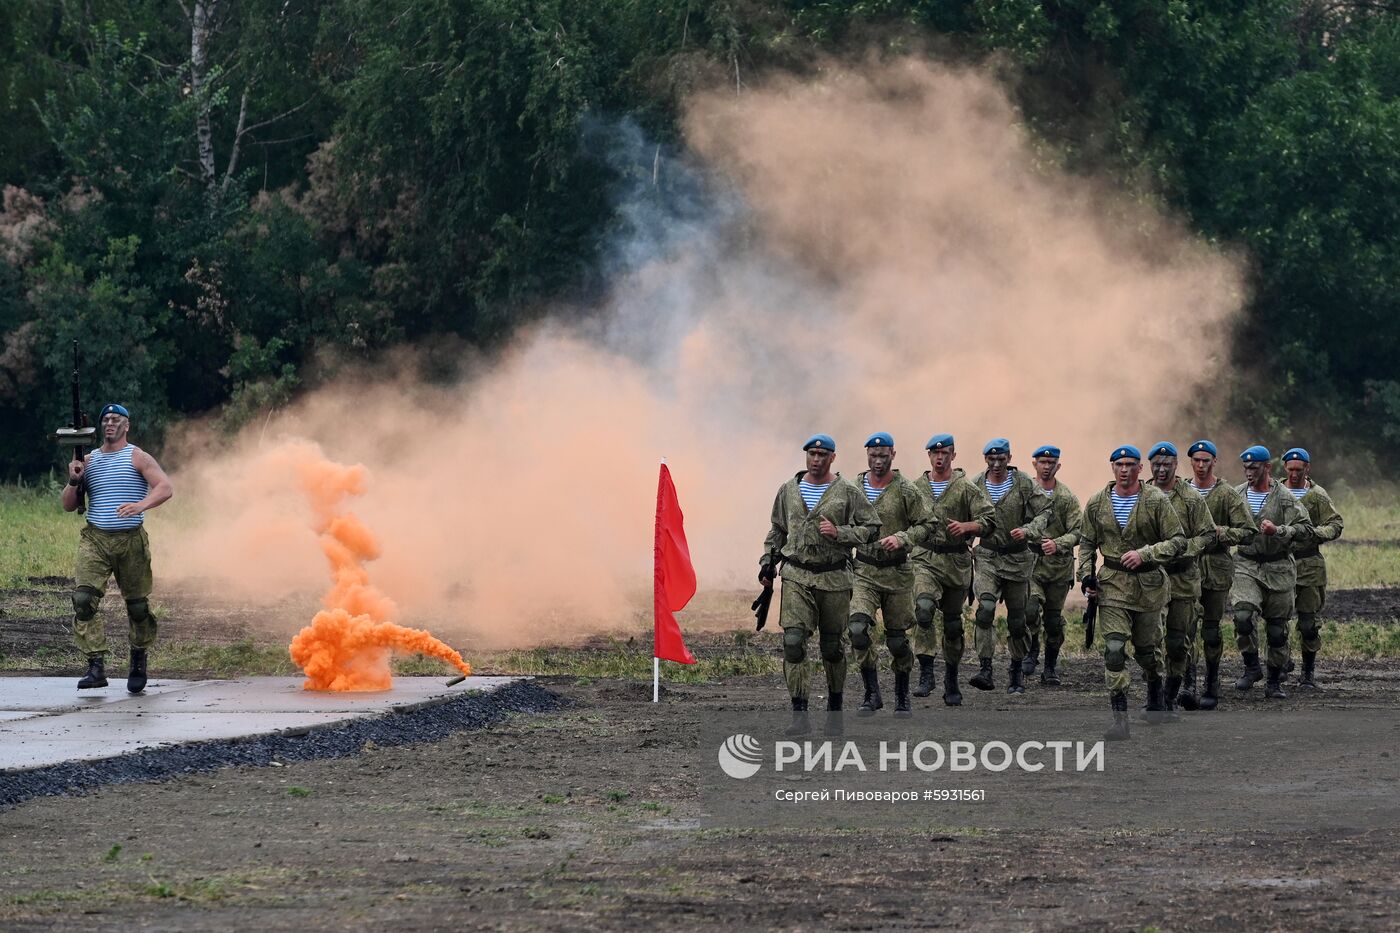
[759,434,1342,739]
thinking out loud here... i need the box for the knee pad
[886,631,912,660]
[72,586,100,621]
[1202,622,1223,648]
[1006,610,1027,639]
[1297,612,1320,639]
[1233,606,1257,635]
[1104,635,1128,672]
[1266,620,1289,649]
[819,631,845,664]
[975,596,997,628]
[1165,630,1187,660]
[943,611,965,638]
[847,613,874,650]
[124,597,151,624]
[1043,613,1065,638]
[1025,596,1042,625]
[782,629,807,665]
[914,596,936,629]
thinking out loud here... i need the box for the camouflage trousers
[1293,585,1326,655]
[848,578,916,674]
[910,562,971,665]
[779,579,850,701]
[1196,588,1229,664]
[1230,574,1294,670]
[1027,576,1072,652]
[72,525,157,657]
[972,565,1029,662]
[1162,596,1197,678]
[1098,605,1165,695]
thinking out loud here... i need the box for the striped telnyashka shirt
[84,445,149,530]
[985,476,1014,503]
[861,475,884,504]
[928,480,950,500]
[1287,485,1308,499]
[1246,489,1269,515]
[1189,480,1216,496]
[1109,491,1139,529]
[799,481,831,511]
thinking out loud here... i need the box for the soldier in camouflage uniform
[909,435,995,706]
[760,434,881,730]
[847,433,936,717]
[970,439,1050,695]
[1146,442,1213,719]
[1022,445,1081,686]
[1230,446,1314,699]
[1281,448,1344,688]
[1185,439,1256,710]
[1077,445,1186,741]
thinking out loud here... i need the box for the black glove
[752,587,774,631]
[1080,575,1098,596]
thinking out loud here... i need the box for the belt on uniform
[1164,557,1195,575]
[1241,550,1292,563]
[785,557,849,574]
[931,544,970,555]
[982,541,1028,555]
[1103,557,1149,574]
[1293,546,1321,559]
[856,552,908,568]
[1203,542,1229,554]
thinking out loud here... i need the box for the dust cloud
[156,59,1245,648]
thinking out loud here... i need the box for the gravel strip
[0,680,563,809]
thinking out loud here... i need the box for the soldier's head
[1187,440,1217,484]
[1148,442,1178,487]
[1282,448,1310,486]
[925,434,956,475]
[982,438,1010,474]
[1031,445,1060,483]
[864,433,895,478]
[803,434,836,475]
[1109,445,1142,486]
[98,403,130,444]
[1240,445,1271,486]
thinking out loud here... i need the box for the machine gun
[752,553,781,630]
[51,340,96,512]
[1081,559,1099,650]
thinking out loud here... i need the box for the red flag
[654,463,697,664]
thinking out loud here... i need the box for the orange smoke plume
[285,443,472,691]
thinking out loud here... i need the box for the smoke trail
[160,59,1246,647]
[278,441,472,691]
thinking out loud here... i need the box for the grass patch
[486,642,777,682]
[0,484,74,587]
[286,786,312,798]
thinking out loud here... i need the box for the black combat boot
[785,697,810,736]
[1143,677,1167,725]
[912,654,937,698]
[894,671,912,718]
[127,647,148,694]
[1022,634,1039,675]
[968,658,995,691]
[77,654,108,690]
[1041,644,1061,686]
[1283,657,1295,679]
[1264,666,1288,699]
[1198,659,1221,711]
[827,692,843,712]
[857,668,883,715]
[1177,663,1199,711]
[1162,674,1182,722]
[943,661,962,707]
[1007,661,1025,695]
[1104,692,1130,742]
[1234,652,1263,691]
[1299,652,1317,688]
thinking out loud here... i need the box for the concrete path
[0,676,522,773]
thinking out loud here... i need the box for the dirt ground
[2,582,1399,930]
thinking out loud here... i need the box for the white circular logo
[718,733,763,779]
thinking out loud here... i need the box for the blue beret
[1032,445,1060,459]
[99,403,130,420]
[803,434,836,452]
[1148,441,1178,459]
[926,433,955,451]
[1282,447,1310,464]
[1187,439,1217,458]
[864,432,894,448]
[983,437,1010,456]
[1240,445,1271,463]
[1110,445,1142,462]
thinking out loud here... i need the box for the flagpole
[654,457,666,704]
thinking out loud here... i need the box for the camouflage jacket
[1031,481,1082,585]
[761,472,881,590]
[1076,482,1186,612]
[1288,481,1344,588]
[1158,478,1214,600]
[851,470,936,590]
[1194,479,1257,591]
[1233,480,1314,592]
[909,468,996,589]
[972,467,1050,579]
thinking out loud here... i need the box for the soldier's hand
[758,567,775,590]
[1120,550,1144,570]
[1214,525,1227,538]
[946,520,975,538]
[1260,519,1278,536]
[67,459,84,483]
[818,517,839,540]
[878,534,903,552]
[1041,539,1058,556]
[1082,585,1099,599]
[116,502,145,518]
[1010,527,1027,542]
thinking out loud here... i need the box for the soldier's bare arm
[116,449,174,518]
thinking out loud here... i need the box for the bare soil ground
[2,586,1399,930]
